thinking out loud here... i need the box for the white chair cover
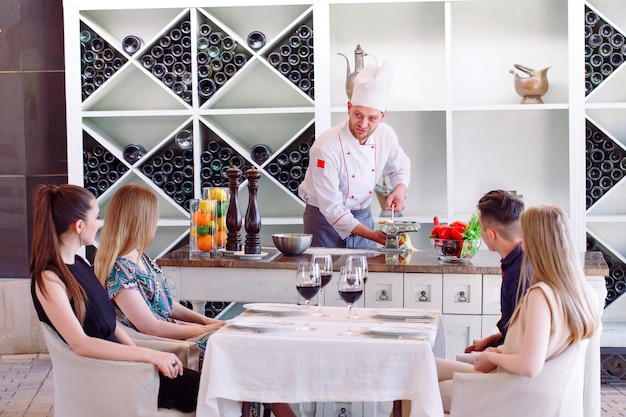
[41,322,195,417]
[117,321,201,371]
[448,338,588,417]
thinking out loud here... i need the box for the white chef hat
[350,61,394,112]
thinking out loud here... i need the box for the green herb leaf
[462,213,481,241]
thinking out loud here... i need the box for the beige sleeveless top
[500,282,572,360]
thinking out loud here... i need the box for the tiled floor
[2,353,626,416]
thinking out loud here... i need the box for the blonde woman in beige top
[436,205,600,413]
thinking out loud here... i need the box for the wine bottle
[161,162,174,175]
[251,144,271,164]
[141,55,155,69]
[221,36,236,51]
[141,164,154,177]
[199,24,212,37]
[123,144,145,164]
[150,45,164,59]
[159,36,172,49]
[247,31,266,51]
[170,171,184,185]
[267,163,280,176]
[106,171,119,184]
[122,35,143,56]
[170,28,182,41]
[163,181,177,196]
[233,53,248,68]
[183,165,194,179]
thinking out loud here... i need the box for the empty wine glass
[346,255,368,319]
[337,264,364,336]
[295,262,321,331]
[311,254,333,317]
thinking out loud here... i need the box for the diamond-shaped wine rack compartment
[585,119,626,208]
[138,131,195,209]
[266,125,315,197]
[196,17,252,106]
[585,5,626,95]
[587,234,625,307]
[199,124,252,189]
[266,21,314,100]
[138,14,194,105]
[83,133,127,198]
[80,23,128,101]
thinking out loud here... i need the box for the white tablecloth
[197,306,445,417]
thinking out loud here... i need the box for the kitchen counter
[157,246,609,276]
[157,246,608,362]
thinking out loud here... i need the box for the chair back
[449,338,588,417]
[40,322,193,417]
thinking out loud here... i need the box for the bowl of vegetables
[430,214,481,263]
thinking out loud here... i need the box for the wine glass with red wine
[295,261,321,331]
[337,263,364,336]
[311,254,333,317]
[346,255,367,319]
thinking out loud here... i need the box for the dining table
[196,304,446,417]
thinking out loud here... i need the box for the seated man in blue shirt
[465,190,527,352]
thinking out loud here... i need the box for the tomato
[450,228,464,241]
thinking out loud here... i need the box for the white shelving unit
[63,0,624,270]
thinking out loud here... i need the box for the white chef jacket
[298,120,411,239]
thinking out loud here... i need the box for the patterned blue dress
[106,253,209,355]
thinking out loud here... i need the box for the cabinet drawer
[403,273,443,311]
[481,315,500,338]
[482,274,502,315]
[161,266,180,301]
[363,272,403,308]
[442,314,482,360]
[442,274,482,314]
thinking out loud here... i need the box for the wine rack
[266,124,315,197]
[67,0,626,268]
[585,4,626,96]
[80,23,128,101]
[585,119,626,208]
[138,131,195,210]
[196,12,253,106]
[199,123,252,190]
[138,13,194,105]
[587,234,626,307]
[83,133,127,198]
[266,20,314,100]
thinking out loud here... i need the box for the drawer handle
[418,290,428,302]
[378,289,389,301]
[457,291,468,302]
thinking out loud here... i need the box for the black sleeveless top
[31,255,118,343]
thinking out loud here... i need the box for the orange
[192,210,212,226]
[215,230,227,246]
[196,234,214,252]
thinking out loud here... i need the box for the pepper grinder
[244,166,262,254]
[226,165,242,252]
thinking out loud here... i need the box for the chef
[298,61,411,249]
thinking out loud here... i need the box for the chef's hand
[386,184,407,212]
[352,224,387,246]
